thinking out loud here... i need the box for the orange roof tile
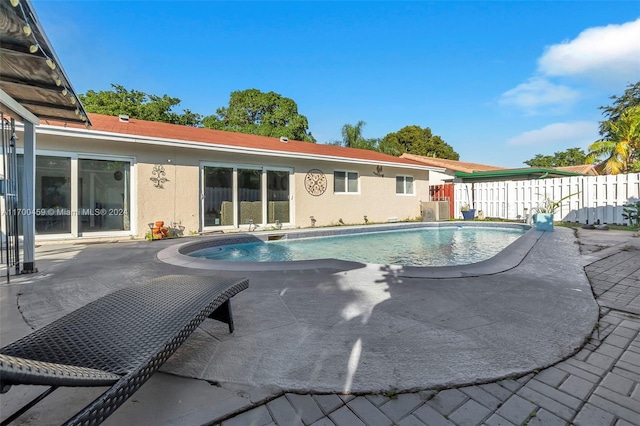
[43,114,439,169]
[554,165,599,176]
[400,153,506,173]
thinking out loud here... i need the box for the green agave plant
[534,192,580,214]
[622,201,640,227]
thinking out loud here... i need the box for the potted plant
[460,204,476,221]
[533,192,579,231]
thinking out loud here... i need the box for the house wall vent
[279,137,289,143]
[119,114,130,123]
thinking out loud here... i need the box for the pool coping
[157,221,539,278]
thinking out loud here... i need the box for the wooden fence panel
[453,173,640,225]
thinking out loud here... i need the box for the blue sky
[33,1,640,168]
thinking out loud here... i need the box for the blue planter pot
[461,209,475,221]
[534,213,554,231]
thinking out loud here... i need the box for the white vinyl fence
[453,173,640,225]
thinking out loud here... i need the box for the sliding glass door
[238,168,262,226]
[201,164,291,229]
[17,153,133,236]
[79,159,130,232]
[203,166,233,227]
[267,170,289,224]
[35,155,72,234]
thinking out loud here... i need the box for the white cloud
[499,77,579,114]
[538,18,640,81]
[506,121,599,147]
[500,18,640,114]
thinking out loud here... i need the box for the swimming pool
[187,225,528,267]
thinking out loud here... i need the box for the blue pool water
[188,226,528,267]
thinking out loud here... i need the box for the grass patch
[556,222,639,232]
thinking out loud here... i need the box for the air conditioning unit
[421,201,450,222]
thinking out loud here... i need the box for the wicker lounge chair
[0,274,249,425]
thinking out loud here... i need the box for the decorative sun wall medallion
[150,165,170,189]
[304,169,327,196]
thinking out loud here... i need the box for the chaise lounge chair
[0,274,249,425]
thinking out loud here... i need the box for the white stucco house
[11,114,445,240]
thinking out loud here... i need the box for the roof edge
[17,122,446,172]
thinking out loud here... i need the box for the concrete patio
[1,226,639,425]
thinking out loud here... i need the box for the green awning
[454,168,584,182]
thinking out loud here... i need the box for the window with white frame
[334,171,358,193]
[396,175,414,195]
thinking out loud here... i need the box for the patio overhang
[1,0,90,275]
[0,0,90,126]
[455,168,584,183]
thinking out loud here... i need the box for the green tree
[79,84,202,126]
[341,121,366,148]
[376,137,403,156]
[599,81,640,140]
[361,137,381,151]
[587,105,640,174]
[524,148,587,167]
[554,147,588,166]
[202,89,316,142]
[174,109,203,127]
[380,125,459,159]
[524,154,555,168]
[337,121,379,150]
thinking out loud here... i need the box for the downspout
[471,182,475,209]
